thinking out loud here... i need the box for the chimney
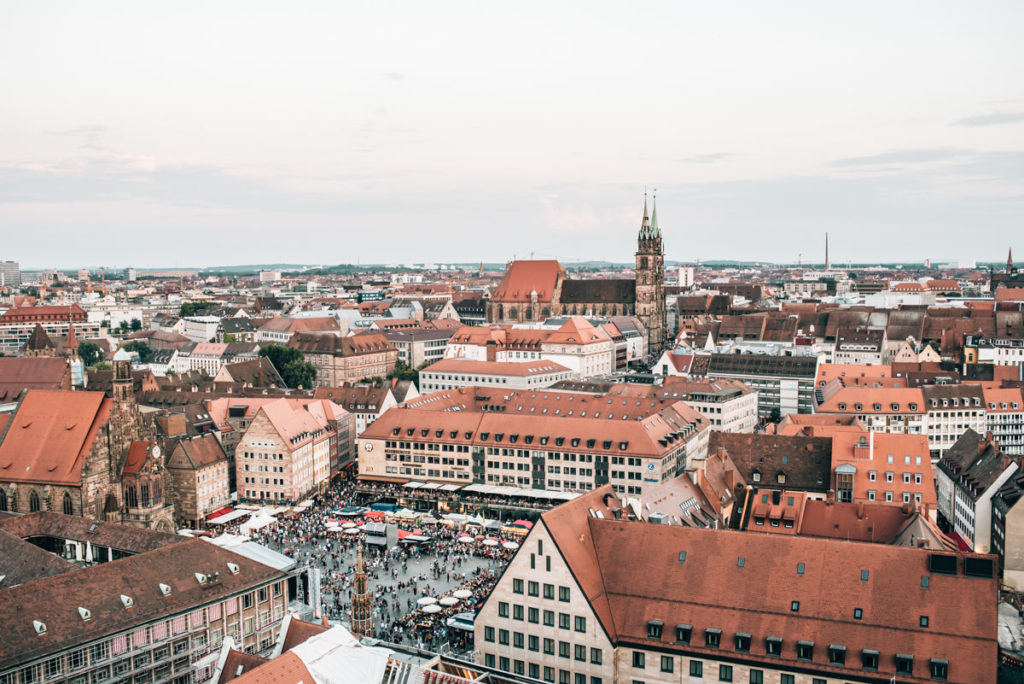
[856,501,864,520]
[826,489,835,505]
[486,340,497,363]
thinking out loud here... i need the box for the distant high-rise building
[0,260,21,287]
[126,266,137,282]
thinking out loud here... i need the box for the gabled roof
[709,432,832,492]
[23,323,54,351]
[545,316,609,345]
[559,278,636,304]
[490,260,565,303]
[0,537,286,669]
[0,357,70,402]
[171,433,227,470]
[121,440,155,476]
[541,487,997,680]
[0,390,113,486]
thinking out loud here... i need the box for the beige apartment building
[291,332,398,386]
[236,399,335,503]
[359,399,709,497]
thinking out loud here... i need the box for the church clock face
[151,445,161,460]
[364,442,373,452]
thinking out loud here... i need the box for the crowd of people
[234,477,529,656]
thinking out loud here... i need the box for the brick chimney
[856,501,864,520]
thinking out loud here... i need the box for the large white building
[419,359,574,393]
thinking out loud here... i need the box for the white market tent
[239,509,276,535]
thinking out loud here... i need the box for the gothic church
[486,196,667,349]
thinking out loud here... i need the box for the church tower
[350,542,374,637]
[635,194,666,350]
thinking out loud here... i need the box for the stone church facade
[486,197,667,349]
[0,356,175,532]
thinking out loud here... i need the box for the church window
[63,492,74,515]
[0,488,7,511]
[29,489,41,512]
[141,484,151,507]
[125,485,139,508]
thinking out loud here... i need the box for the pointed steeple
[1009,247,1015,273]
[638,192,651,240]
[650,192,661,238]
[65,318,78,357]
[350,540,374,637]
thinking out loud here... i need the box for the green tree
[259,344,317,389]
[94,360,112,370]
[179,300,212,317]
[130,318,142,331]
[122,341,154,364]
[387,360,425,383]
[78,341,103,366]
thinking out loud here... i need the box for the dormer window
[675,624,692,644]
[829,645,847,666]
[796,641,813,660]
[895,654,914,675]
[647,620,663,639]
[734,633,751,652]
[854,403,863,411]
[861,649,879,671]
[765,637,782,656]
[838,402,846,410]
[704,628,721,648]
[873,403,881,411]
[78,607,92,621]
[158,583,172,596]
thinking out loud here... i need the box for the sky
[1,1,1022,269]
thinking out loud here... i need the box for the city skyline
[2,1,1022,268]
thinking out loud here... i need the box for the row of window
[642,624,944,677]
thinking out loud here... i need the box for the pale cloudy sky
[1,1,1022,269]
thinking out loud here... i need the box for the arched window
[63,492,74,516]
[124,485,138,509]
[29,490,41,513]
[0,488,7,511]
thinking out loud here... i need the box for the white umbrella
[452,589,472,599]
[502,541,519,550]
[417,596,437,606]
[482,538,498,547]
[344,527,360,535]
[421,604,442,614]
[458,535,474,543]
[342,522,356,529]
[439,596,459,607]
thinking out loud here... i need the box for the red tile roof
[422,359,570,377]
[491,260,565,303]
[229,652,312,684]
[0,390,113,486]
[539,487,997,681]
[121,440,154,476]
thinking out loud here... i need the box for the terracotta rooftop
[0,511,185,555]
[0,390,113,486]
[0,536,286,669]
[0,357,70,402]
[490,260,565,303]
[531,486,998,681]
[709,432,832,492]
[422,359,571,377]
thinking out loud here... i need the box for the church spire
[650,191,661,239]
[1009,247,1015,273]
[639,192,651,240]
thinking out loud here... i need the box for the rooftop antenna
[825,232,830,270]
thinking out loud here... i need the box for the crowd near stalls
[214,477,527,655]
